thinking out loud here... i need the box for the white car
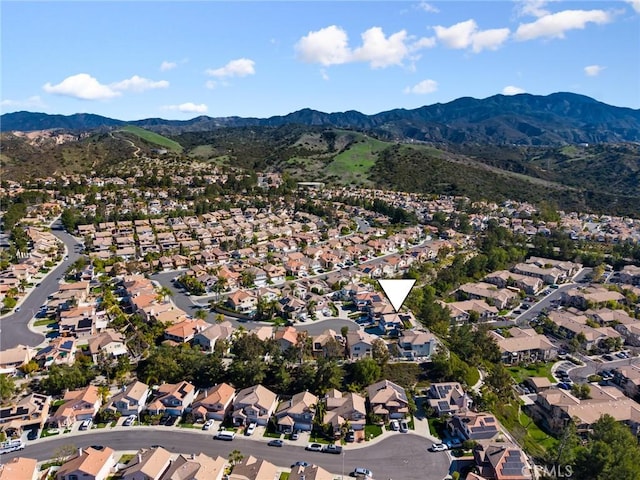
[203,419,214,430]
[245,422,257,436]
[430,443,449,452]
[124,415,136,426]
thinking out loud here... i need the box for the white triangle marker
[378,279,416,312]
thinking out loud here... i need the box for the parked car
[430,443,449,452]
[26,429,39,441]
[290,430,300,440]
[214,430,235,441]
[79,419,93,430]
[268,439,284,447]
[558,382,571,390]
[354,467,373,478]
[445,439,463,449]
[124,415,136,426]
[164,415,178,426]
[306,443,323,452]
[323,444,343,454]
[389,419,399,431]
[245,422,257,436]
[603,354,614,361]
[202,419,214,430]
[399,419,409,433]
[345,430,355,443]
[292,461,310,468]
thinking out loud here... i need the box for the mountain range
[3,92,640,145]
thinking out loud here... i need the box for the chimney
[78,447,83,456]
[137,453,142,463]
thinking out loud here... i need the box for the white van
[0,439,25,454]
[214,430,236,441]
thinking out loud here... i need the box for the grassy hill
[119,125,183,153]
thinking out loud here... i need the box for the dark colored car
[27,430,39,440]
[345,430,355,442]
[165,415,178,426]
[292,461,310,468]
[323,444,343,454]
[159,415,170,425]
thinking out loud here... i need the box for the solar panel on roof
[438,401,449,411]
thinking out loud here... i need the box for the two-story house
[366,380,409,421]
[398,331,437,360]
[427,383,472,417]
[191,383,236,421]
[146,381,196,416]
[275,391,318,433]
[232,384,278,427]
[48,386,101,428]
[106,381,150,416]
[323,389,367,435]
[56,446,116,480]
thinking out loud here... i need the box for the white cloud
[295,25,351,66]
[352,27,410,68]
[517,0,553,18]
[295,25,436,69]
[502,85,527,95]
[160,61,177,71]
[43,73,120,100]
[470,28,511,53]
[206,58,256,78]
[404,79,438,94]
[0,95,46,109]
[515,9,611,41]
[626,0,640,13]
[584,64,605,76]
[417,2,439,13]
[162,102,208,114]
[320,69,330,81]
[434,19,510,52]
[111,75,169,92]
[205,80,218,89]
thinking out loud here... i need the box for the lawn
[364,424,383,440]
[326,136,389,183]
[279,473,290,480]
[496,403,557,459]
[508,363,555,383]
[465,367,481,387]
[119,125,183,153]
[428,417,445,439]
[33,318,56,327]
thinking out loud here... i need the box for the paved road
[0,220,84,350]
[1,429,449,480]
[150,271,360,334]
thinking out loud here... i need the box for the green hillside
[119,125,183,153]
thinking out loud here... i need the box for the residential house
[193,321,235,353]
[289,464,334,480]
[191,383,236,421]
[88,329,127,363]
[0,345,34,375]
[311,329,344,359]
[346,330,376,360]
[226,290,258,315]
[534,384,640,435]
[56,446,116,480]
[612,365,640,400]
[232,384,278,426]
[0,393,51,437]
[146,381,197,416]
[490,328,558,364]
[448,412,500,441]
[121,447,172,480]
[458,282,519,310]
[366,379,409,421]
[484,270,543,294]
[273,326,299,352]
[397,331,437,360]
[0,457,38,480]
[275,391,318,433]
[228,455,278,480]
[444,300,499,323]
[473,443,533,480]
[48,386,101,428]
[164,319,210,343]
[427,383,472,417]
[323,389,367,433]
[106,381,150,416]
[160,453,226,480]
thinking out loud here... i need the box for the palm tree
[157,286,173,303]
[228,449,244,466]
[195,309,208,321]
[98,384,111,403]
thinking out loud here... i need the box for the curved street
[0,219,84,350]
[1,428,449,480]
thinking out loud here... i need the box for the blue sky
[2,1,639,119]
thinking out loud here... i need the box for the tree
[228,449,244,466]
[54,444,78,464]
[0,374,16,402]
[349,357,381,388]
[314,359,343,394]
[573,414,640,479]
[341,326,349,338]
[195,309,208,321]
[571,383,591,400]
[372,338,390,366]
[98,385,111,404]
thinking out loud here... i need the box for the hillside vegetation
[119,125,183,153]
